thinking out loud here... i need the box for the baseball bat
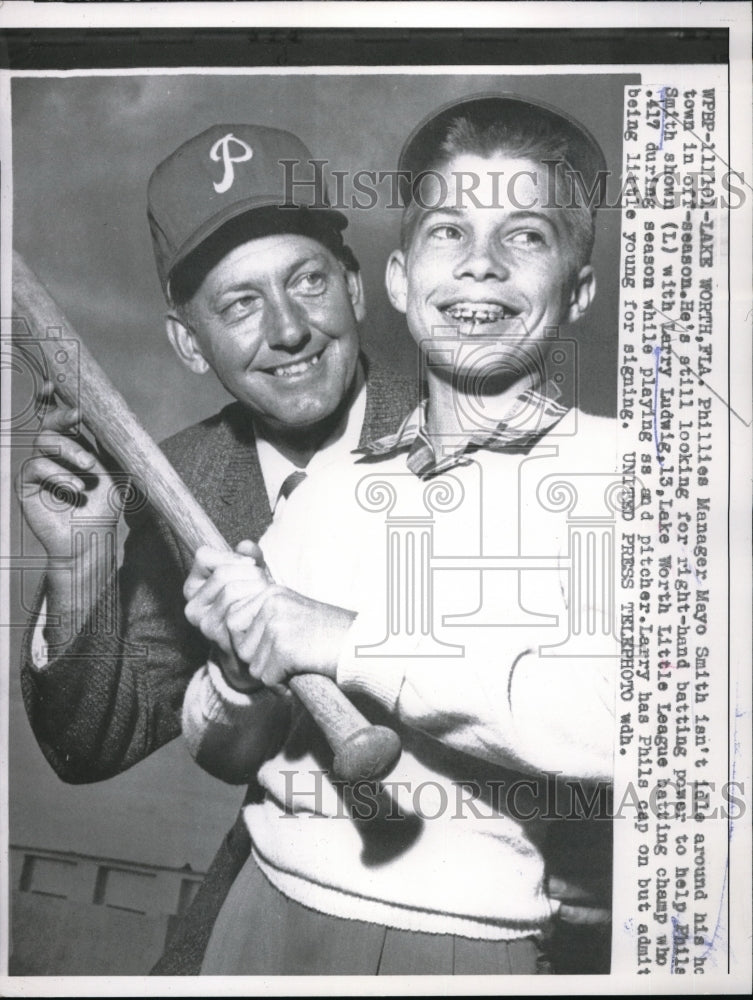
[13,250,401,783]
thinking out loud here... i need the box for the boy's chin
[451,367,531,392]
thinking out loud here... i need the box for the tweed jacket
[20,359,417,783]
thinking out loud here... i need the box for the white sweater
[182,411,619,938]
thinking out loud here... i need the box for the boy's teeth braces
[445,305,511,322]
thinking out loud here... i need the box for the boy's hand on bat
[184,541,355,693]
[225,587,355,692]
[184,541,270,654]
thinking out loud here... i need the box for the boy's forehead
[415,152,564,216]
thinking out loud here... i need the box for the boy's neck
[423,368,542,451]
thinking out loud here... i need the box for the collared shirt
[354,380,569,479]
[254,378,367,517]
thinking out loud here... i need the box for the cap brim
[166,197,349,284]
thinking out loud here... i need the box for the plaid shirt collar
[355,380,569,479]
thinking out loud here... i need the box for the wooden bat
[13,250,401,783]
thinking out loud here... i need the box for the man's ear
[385,250,408,315]
[165,313,210,375]
[345,269,366,323]
[566,265,596,324]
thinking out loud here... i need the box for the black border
[0,27,729,70]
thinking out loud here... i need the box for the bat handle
[289,674,402,782]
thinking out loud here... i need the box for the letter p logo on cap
[210,133,254,194]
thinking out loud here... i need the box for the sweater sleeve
[257,435,618,784]
[19,505,207,783]
[337,603,615,783]
[182,662,292,784]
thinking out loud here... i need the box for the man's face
[169,233,364,431]
[387,153,594,379]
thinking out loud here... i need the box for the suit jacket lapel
[189,403,273,547]
[359,357,418,445]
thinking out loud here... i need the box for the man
[15,123,416,973]
[180,95,618,975]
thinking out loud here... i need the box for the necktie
[277,469,307,504]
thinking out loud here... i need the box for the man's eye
[222,295,260,320]
[507,230,547,248]
[293,271,328,295]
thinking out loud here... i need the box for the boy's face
[387,153,595,378]
[166,233,364,432]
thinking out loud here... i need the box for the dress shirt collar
[355,379,569,479]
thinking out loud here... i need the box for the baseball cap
[397,93,608,211]
[148,123,348,293]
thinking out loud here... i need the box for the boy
[182,95,618,975]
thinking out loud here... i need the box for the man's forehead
[207,232,336,278]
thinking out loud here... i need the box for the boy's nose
[453,238,510,282]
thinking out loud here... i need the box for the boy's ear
[566,265,596,324]
[165,313,210,375]
[385,250,408,315]
[345,268,366,323]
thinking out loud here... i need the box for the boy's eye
[292,270,328,295]
[507,230,547,248]
[428,224,463,242]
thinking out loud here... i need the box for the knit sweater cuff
[335,614,406,711]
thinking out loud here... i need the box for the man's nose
[266,295,311,351]
[453,236,509,282]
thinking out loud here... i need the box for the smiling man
[162,216,366,467]
[16,123,415,973]
[180,96,618,975]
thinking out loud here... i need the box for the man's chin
[249,362,359,436]
[260,399,341,433]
